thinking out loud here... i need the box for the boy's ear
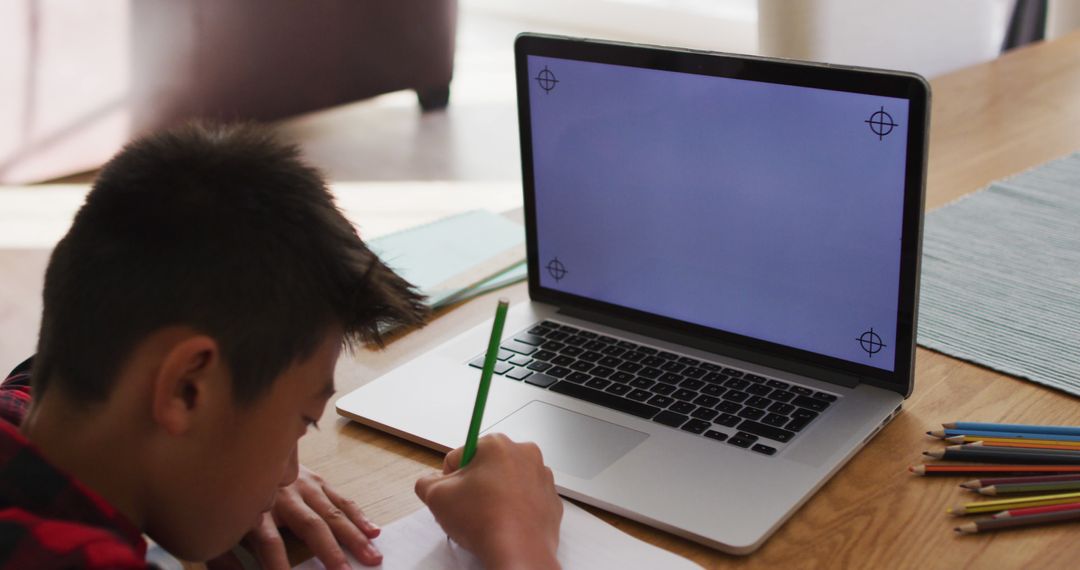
[151,335,221,435]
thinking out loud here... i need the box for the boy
[0,124,563,569]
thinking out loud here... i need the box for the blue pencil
[944,422,1080,437]
[929,429,1080,443]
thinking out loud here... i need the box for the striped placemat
[918,152,1080,397]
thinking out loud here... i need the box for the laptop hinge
[558,306,862,389]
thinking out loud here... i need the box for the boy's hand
[414,434,563,570]
[241,464,382,570]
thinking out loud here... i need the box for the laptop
[337,33,929,554]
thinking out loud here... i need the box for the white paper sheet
[293,499,702,570]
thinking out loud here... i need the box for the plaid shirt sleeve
[0,357,33,428]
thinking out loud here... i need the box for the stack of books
[910,422,1080,534]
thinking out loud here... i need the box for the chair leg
[417,85,451,111]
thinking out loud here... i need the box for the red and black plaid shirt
[0,359,148,568]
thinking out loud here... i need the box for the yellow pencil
[948,491,1080,516]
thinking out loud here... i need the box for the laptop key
[622,351,646,362]
[627,389,652,402]
[722,390,750,403]
[702,384,725,397]
[583,340,606,351]
[630,378,655,389]
[662,361,687,373]
[502,341,537,355]
[770,389,795,403]
[752,444,777,456]
[525,373,559,388]
[792,408,819,421]
[611,371,635,383]
[747,383,773,396]
[506,367,533,381]
[546,331,569,341]
[704,429,728,441]
[570,361,595,372]
[736,432,759,443]
[493,361,514,375]
[679,378,705,390]
[586,378,611,390]
[617,341,639,350]
[722,368,744,377]
[659,373,683,384]
[715,413,741,427]
[564,335,588,347]
[737,420,795,443]
[549,382,660,419]
[641,356,665,367]
[561,346,584,357]
[672,389,697,401]
[532,350,557,361]
[551,355,574,366]
[738,407,766,420]
[700,362,721,372]
[617,361,643,373]
[678,356,701,366]
[693,395,720,408]
[579,351,603,362]
[528,326,553,336]
[703,372,728,384]
[657,351,678,360]
[559,325,581,334]
[744,373,766,383]
[768,402,795,415]
[745,396,771,409]
[669,401,696,415]
[547,366,571,378]
[728,435,754,448]
[636,346,658,355]
[527,361,553,372]
[578,331,598,339]
[647,395,675,408]
[598,356,622,368]
[762,413,789,427]
[652,410,689,428]
[602,345,626,356]
[596,335,617,344]
[766,379,790,389]
[683,367,706,379]
[792,395,830,412]
[541,341,565,351]
[638,367,662,379]
[715,401,742,414]
[605,383,631,396]
[649,383,676,395]
[591,366,615,378]
[813,392,838,402]
[691,407,719,421]
[681,419,711,434]
[724,378,750,390]
[788,385,813,396]
[509,354,531,366]
[515,333,546,346]
[567,372,591,384]
[785,417,812,432]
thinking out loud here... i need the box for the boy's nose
[280,446,300,487]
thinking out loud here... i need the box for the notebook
[337,34,929,553]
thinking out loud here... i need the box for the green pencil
[460,298,511,468]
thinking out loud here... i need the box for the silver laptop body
[338,34,929,554]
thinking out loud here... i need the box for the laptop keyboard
[467,320,840,457]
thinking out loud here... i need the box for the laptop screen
[525,53,913,373]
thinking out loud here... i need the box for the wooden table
[303,31,1080,568]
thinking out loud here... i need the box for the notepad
[367,210,526,310]
[293,499,702,570]
[917,152,1080,396]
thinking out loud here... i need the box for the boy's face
[158,328,341,560]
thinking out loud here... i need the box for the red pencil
[909,464,1080,476]
[991,501,1080,519]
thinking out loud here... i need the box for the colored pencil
[945,435,1080,448]
[943,422,1080,437]
[960,473,1080,490]
[924,448,1080,465]
[909,464,1080,476]
[978,480,1080,495]
[948,491,1080,515]
[459,298,510,468]
[928,429,1080,442]
[955,509,1080,534]
[949,444,1080,458]
[991,501,1080,519]
[958,440,1080,452]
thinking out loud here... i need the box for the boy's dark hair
[33,123,428,405]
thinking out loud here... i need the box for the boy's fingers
[323,484,381,539]
[275,492,352,570]
[247,513,290,570]
[415,472,443,503]
[443,447,464,474]
[297,483,382,567]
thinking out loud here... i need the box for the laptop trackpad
[485,401,649,479]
